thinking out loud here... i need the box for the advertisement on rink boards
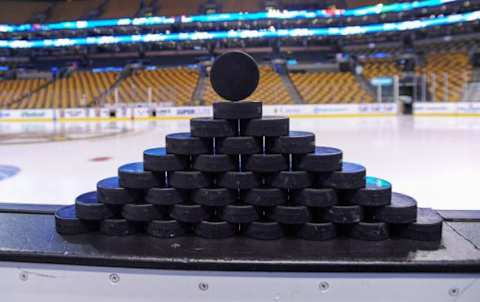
[414,102,480,115]
[0,103,398,122]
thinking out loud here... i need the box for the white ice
[0,116,479,210]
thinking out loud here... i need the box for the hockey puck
[327,205,363,224]
[350,222,389,241]
[143,147,188,172]
[373,192,417,224]
[266,131,315,154]
[294,188,337,207]
[118,162,165,189]
[352,176,392,206]
[147,219,186,238]
[166,132,212,155]
[269,171,312,189]
[397,208,443,241]
[190,117,237,137]
[222,204,259,224]
[241,116,289,137]
[320,162,366,189]
[217,171,260,190]
[96,176,143,205]
[210,51,259,101]
[296,222,336,241]
[271,205,310,224]
[215,136,262,154]
[75,191,117,220]
[170,204,208,223]
[245,221,284,240]
[243,187,287,207]
[100,219,136,236]
[192,188,236,206]
[194,220,235,239]
[245,154,288,173]
[213,101,262,119]
[122,203,163,222]
[145,187,186,206]
[293,146,342,172]
[169,171,211,189]
[55,205,97,235]
[193,154,235,173]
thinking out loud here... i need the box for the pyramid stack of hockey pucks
[55,51,443,242]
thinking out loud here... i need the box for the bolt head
[109,273,120,283]
[199,282,209,291]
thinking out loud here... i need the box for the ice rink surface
[0,116,479,210]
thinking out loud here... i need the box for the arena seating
[418,52,472,102]
[101,0,141,19]
[361,59,401,80]
[202,65,293,105]
[0,1,50,24]
[0,78,48,109]
[221,0,262,13]
[49,0,103,22]
[290,71,374,103]
[156,0,201,16]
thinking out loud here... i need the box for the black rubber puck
[143,147,188,172]
[190,117,237,137]
[266,131,315,154]
[145,187,186,206]
[294,188,337,207]
[216,136,262,154]
[169,171,211,189]
[350,222,389,241]
[245,154,288,173]
[320,162,366,189]
[170,204,208,223]
[213,101,262,119]
[55,205,96,235]
[293,146,343,172]
[269,171,312,189]
[241,116,289,137]
[210,51,259,101]
[397,208,443,241]
[147,219,186,238]
[100,219,136,236]
[194,220,235,239]
[118,162,165,189]
[192,188,236,206]
[352,176,392,206]
[327,205,363,224]
[373,192,417,224]
[217,171,259,190]
[245,221,284,240]
[97,176,143,205]
[243,187,287,207]
[222,204,259,224]
[75,191,117,220]
[165,132,212,155]
[297,222,337,241]
[122,203,162,222]
[193,154,235,173]
[271,205,310,224]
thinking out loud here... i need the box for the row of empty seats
[290,71,373,104]
[361,59,401,80]
[0,78,48,109]
[0,1,50,24]
[202,65,293,105]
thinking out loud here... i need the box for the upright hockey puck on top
[193,154,235,173]
[75,191,117,220]
[266,131,315,154]
[241,116,289,137]
[352,176,392,206]
[143,147,188,172]
[373,192,417,224]
[213,101,262,120]
[169,171,211,189]
[216,136,262,154]
[293,147,342,172]
[210,51,259,101]
[97,176,143,205]
[320,162,366,189]
[245,154,288,173]
[396,208,443,241]
[55,205,97,235]
[190,117,237,137]
[165,132,212,155]
[118,162,165,189]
